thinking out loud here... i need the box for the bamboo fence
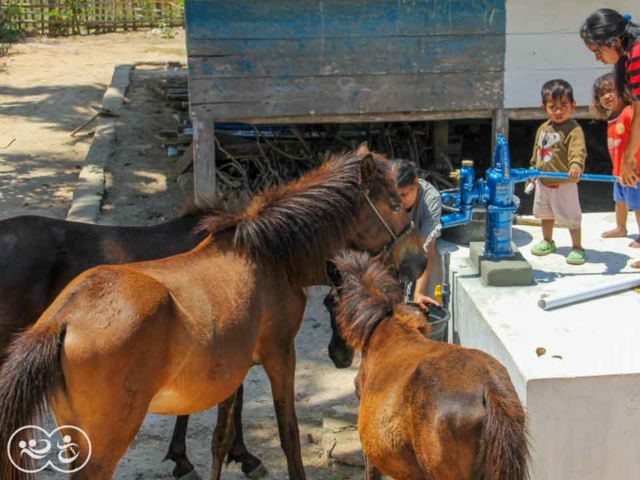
[1,0,184,37]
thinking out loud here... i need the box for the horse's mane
[194,150,395,285]
[179,190,251,218]
[332,251,429,352]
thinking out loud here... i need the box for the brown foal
[329,251,531,480]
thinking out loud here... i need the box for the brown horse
[0,211,268,479]
[0,150,426,480]
[329,251,531,480]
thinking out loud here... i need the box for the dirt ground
[97,65,189,226]
[0,30,186,222]
[1,32,364,479]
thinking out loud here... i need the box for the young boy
[527,79,587,265]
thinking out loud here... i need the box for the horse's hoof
[178,470,203,480]
[246,462,268,480]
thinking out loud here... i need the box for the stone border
[66,61,186,224]
[66,64,133,223]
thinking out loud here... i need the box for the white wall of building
[504,1,639,108]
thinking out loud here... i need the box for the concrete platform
[436,212,640,480]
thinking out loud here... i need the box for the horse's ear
[360,154,378,187]
[355,142,370,156]
[326,260,342,286]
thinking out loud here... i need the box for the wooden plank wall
[185,0,506,121]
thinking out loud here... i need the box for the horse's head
[323,285,354,369]
[349,143,427,282]
[195,142,426,287]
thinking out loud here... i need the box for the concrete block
[67,64,132,224]
[66,164,104,223]
[102,64,133,113]
[469,242,534,286]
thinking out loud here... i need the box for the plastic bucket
[426,305,450,342]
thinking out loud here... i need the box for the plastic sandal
[566,248,586,265]
[531,240,556,256]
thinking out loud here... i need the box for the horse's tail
[0,322,66,480]
[481,382,531,480]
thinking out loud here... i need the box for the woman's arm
[413,238,439,309]
[621,100,640,187]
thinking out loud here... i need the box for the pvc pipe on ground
[538,276,640,310]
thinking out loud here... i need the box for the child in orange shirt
[591,73,640,247]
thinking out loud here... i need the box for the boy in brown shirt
[526,79,587,265]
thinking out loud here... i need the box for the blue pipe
[537,171,619,183]
[440,160,487,229]
[439,134,620,260]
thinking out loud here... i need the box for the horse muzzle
[328,332,354,369]
[398,253,427,282]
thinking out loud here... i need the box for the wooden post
[192,116,217,208]
[492,108,509,154]
[433,120,449,165]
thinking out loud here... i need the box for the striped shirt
[628,40,640,100]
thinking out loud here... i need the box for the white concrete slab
[440,212,640,480]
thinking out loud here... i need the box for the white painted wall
[504,1,639,108]
[527,376,640,479]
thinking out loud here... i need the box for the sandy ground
[0,31,186,222]
[97,65,189,226]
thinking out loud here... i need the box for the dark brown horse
[329,251,531,480]
[0,150,426,479]
[0,214,204,353]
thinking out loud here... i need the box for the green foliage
[1,0,184,37]
[156,21,175,39]
[0,5,24,42]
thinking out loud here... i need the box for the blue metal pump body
[440,134,619,259]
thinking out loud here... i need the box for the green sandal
[566,248,586,265]
[531,240,556,256]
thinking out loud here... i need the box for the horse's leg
[164,415,199,479]
[210,392,237,480]
[226,383,268,479]
[50,400,148,480]
[364,455,382,480]
[263,340,306,480]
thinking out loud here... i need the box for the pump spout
[440,159,488,230]
[441,209,474,229]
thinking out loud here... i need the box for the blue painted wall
[185,0,506,120]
